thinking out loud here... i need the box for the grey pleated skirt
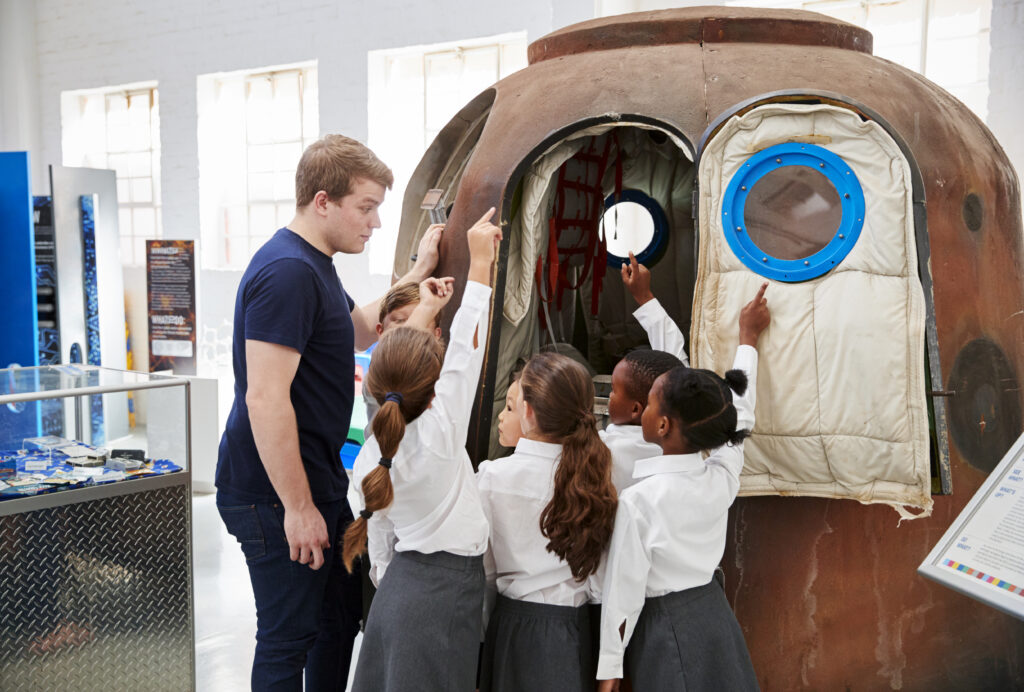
[352,550,485,692]
[480,595,597,692]
[624,580,759,691]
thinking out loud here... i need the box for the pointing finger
[475,207,496,226]
[753,282,768,303]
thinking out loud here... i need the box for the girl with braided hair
[477,351,618,692]
[596,282,770,692]
[344,208,502,692]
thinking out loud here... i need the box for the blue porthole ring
[603,189,670,268]
[721,143,865,283]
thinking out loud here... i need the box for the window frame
[60,84,161,266]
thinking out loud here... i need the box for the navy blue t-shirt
[216,228,355,504]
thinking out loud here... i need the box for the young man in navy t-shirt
[215,134,442,691]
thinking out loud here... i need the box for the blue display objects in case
[721,142,866,283]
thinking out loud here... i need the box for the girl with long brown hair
[477,351,618,692]
[345,209,501,692]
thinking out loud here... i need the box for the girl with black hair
[477,351,618,692]
[596,283,771,692]
[344,208,502,692]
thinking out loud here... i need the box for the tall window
[61,83,161,265]
[198,63,319,268]
[729,0,991,119]
[367,34,528,275]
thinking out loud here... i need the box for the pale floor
[192,492,363,691]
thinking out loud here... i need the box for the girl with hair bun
[345,208,502,692]
[477,351,618,692]
[596,282,771,692]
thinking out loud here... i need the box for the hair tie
[379,457,393,469]
[359,508,373,520]
[385,391,403,405]
[575,412,596,431]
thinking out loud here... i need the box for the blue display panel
[0,152,41,440]
[0,153,40,370]
[80,195,105,444]
[34,196,64,435]
[721,143,865,282]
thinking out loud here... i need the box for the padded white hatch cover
[692,103,932,519]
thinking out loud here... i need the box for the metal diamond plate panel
[0,483,194,691]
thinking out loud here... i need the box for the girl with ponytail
[596,283,771,692]
[476,351,618,692]
[346,208,502,692]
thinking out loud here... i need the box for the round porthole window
[600,189,669,267]
[721,143,865,282]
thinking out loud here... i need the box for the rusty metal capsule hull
[395,8,1024,688]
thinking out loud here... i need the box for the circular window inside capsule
[722,143,865,282]
[601,189,669,267]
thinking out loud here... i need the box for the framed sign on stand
[919,432,1024,620]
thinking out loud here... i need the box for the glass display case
[0,365,194,691]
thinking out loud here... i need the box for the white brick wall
[33,0,590,258]
[0,0,44,190]
[988,0,1024,189]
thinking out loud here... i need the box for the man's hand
[739,282,770,347]
[284,503,331,570]
[409,224,444,281]
[406,276,455,330]
[597,679,621,692]
[467,207,502,285]
[621,252,654,306]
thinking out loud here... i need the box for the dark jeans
[217,490,362,692]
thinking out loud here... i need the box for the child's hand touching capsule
[739,282,771,347]
[405,276,455,330]
[418,276,455,313]
[467,207,502,284]
[621,251,654,306]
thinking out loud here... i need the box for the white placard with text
[919,432,1024,620]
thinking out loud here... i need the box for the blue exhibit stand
[0,152,42,440]
[0,153,39,371]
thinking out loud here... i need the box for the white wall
[988,0,1024,188]
[0,0,44,191]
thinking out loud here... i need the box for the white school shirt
[599,424,661,494]
[598,299,690,493]
[352,280,492,586]
[633,298,691,366]
[477,438,601,609]
[596,345,758,680]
